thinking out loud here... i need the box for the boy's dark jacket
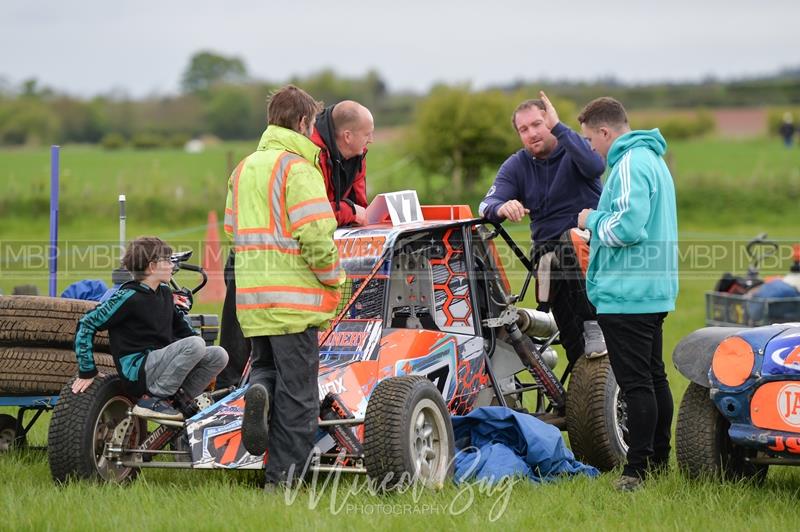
[74,280,195,395]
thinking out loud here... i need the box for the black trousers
[216,251,250,389]
[250,328,320,484]
[537,240,597,364]
[598,312,673,478]
[549,273,596,364]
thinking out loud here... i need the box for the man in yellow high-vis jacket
[223,85,345,489]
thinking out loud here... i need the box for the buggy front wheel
[676,382,768,483]
[48,375,146,483]
[363,376,454,489]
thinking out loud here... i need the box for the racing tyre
[364,375,454,489]
[0,347,116,395]
[0,296,110,350]
[0,413,26,452]
[676,382,768,483]
[566,355,628,471]
[48,375,146,484]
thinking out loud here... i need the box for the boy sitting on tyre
[70,236,228,420]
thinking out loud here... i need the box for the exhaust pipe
[516,308,558,338]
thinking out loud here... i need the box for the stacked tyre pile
[0,296,116,396]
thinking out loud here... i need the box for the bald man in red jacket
[311,100,374,226]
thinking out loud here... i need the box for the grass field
[1,136,800,529]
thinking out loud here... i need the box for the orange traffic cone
[200,210,226,302]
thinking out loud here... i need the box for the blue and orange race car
[674,324,800,481]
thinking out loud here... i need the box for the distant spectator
[779,112,795,147]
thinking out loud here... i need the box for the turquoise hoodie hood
[584,128,679,314]
[608,129,666,166]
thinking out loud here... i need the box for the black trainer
[241,383,270,456]
[133,397,184,421]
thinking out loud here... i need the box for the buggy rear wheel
[565,355,628,471]
[48,375,146,483]
[363,375,454,489]
[676,382,768,483]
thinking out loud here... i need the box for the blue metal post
[49,145,60,297]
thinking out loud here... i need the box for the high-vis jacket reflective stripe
[224,126,345,337]
[236,286,340,311]
[288,197,334,232]
[310,260,343,287]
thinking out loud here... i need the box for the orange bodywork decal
[768,436,800,454]
[336,236,386,261]
[751,381,800,433]
[420,205,474,220]
[214,431,242,465]
[378,329,444,370]
[784,346,800,366]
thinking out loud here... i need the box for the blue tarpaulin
[451,406,599,484]
[60,279,108,302]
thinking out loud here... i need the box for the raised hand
[539,91,560,130]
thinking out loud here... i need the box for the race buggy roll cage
[239,218,567,421]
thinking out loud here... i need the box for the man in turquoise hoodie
[576,97,679,492]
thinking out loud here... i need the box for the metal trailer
[0,395,58,452]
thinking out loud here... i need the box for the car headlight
[711,336,755,387]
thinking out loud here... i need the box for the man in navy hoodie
[479,91,607,366]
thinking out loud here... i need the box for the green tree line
[1,51,799,148]
[0,51,410,147]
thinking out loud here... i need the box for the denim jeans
[144,336,228,398]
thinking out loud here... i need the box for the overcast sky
[1,0,797,97]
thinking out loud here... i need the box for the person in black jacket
[71,236,228,420]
